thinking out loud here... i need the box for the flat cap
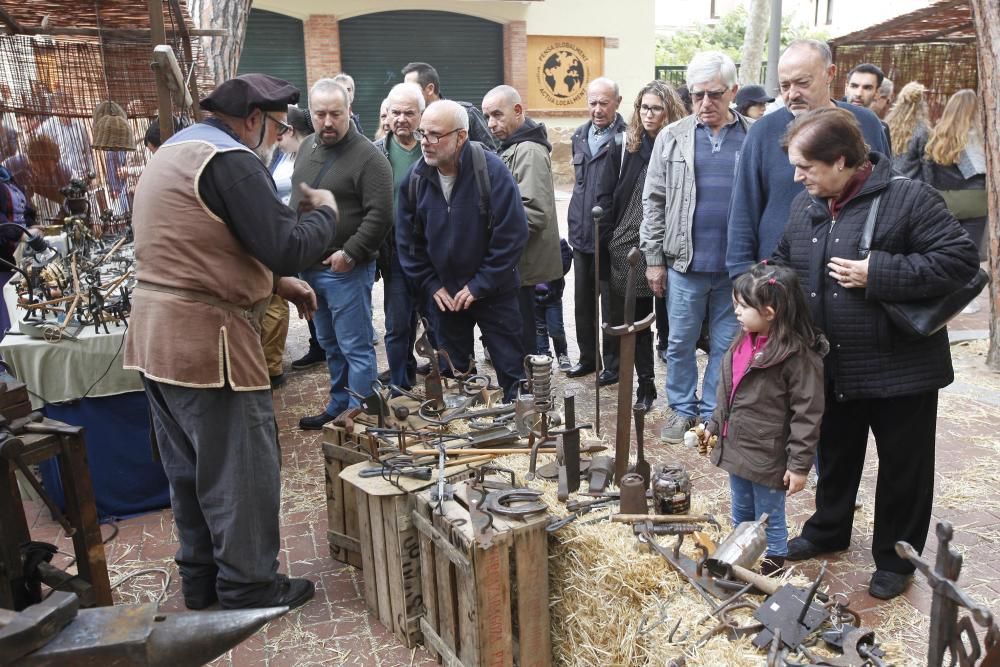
[200,73,300,117]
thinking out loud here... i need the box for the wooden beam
[148,0,174,144]
[167,0,203,120]
[0,25,228,39]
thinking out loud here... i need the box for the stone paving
[16,189,1000,665]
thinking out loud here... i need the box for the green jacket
[498,130,562,287]
[289,124,393,266]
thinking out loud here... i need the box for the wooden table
[0,420,113,610]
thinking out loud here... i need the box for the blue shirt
[691,116,746,273]
[588,123,614,155]
[726,100,890,278]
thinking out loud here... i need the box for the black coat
[567,113,627,253]
[773,152,980,401]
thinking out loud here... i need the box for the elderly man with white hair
[640,51,753,443]
[565,76,627,384]
[395,100,529,400]
[374,82,425,390]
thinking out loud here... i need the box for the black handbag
[858,180,989,338]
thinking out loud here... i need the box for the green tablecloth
[1,280,141,408]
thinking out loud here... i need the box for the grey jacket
[640,112,753,273]
[499,139,562,287]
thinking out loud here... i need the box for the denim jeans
[729,473,788,557]
[665,268,739,420]
[534,279,567,356]
[302,262,377,416]
[535,300,568,356]
[383,254,418,389]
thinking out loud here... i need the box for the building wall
[252,0,655,131]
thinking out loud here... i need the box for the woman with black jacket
[772,108,979,601]
[595,80,685,412]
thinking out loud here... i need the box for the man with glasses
[481,85,562,361]
[727,40,890,278]
[125,73,339,611]
[289,78,393,430]
[373,82,425,391]
[640,51,752,443]
[396,100,529,401]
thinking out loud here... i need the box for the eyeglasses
[413,128,461,144]
[690,89,728,102]
[265,113,293,137]
[639,104,665,115]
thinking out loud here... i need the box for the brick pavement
[15,188,1000,665]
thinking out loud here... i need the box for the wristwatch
[341,251,356,266]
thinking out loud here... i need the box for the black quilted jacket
[772,152,980,401]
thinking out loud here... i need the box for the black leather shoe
[598,370,618,386]
[225,575,316,610]
[566,363,595,378]
[377,369,391,383]
[269,374,287,390]
[784,536,822,561]
[633,379,657,412]
[182,580,218,610]
[291,347,325,370]
[299,412,336,430]
[868,570,911,600]
[415,362,432,376]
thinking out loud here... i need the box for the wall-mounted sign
[526,35,605,110]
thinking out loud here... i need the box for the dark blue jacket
[567,114,627,253]
[727,101,890,278]
[395,141,528,299]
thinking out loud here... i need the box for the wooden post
[969,0,1000,369]
[148,0,174,143]
[167,0,203,121]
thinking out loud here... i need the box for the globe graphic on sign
[543,50,585,99]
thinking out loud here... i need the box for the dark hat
[200,73,300,118]
[735,85,774,110]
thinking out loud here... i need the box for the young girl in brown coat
[707,262,827,574]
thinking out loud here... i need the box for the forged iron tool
[0,591,285,667]
[483,488,547,518]
[632,406,650,488]
[602,248,655,484]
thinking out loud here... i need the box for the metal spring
[525,354,553,413]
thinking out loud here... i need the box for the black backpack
[407,140,494,235]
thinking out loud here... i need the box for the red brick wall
[503,20,528,97]
[303,15,341,87]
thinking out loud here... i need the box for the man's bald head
[482,85,525,141]
[586,77,621,129]
[777,39,836,116]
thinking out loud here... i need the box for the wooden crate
[322,424,368,567]
[412,481,551,667]
[340,461,480,649]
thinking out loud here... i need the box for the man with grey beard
[289,78,394,430]
[126,73,338,611]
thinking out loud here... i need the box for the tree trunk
[187,0,253,85]
[739,0,770,85]
[970,0,1000,370]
